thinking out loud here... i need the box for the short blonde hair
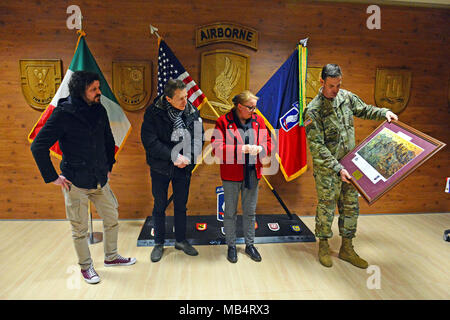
[232,90,259,108]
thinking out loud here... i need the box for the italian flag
[28,31,131,159]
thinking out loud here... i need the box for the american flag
[157,39,208,110]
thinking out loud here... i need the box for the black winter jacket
[141,96,204,177]
[30,96,116,189]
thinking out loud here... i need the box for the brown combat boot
[318,239,333,268]
[338,237,369,269]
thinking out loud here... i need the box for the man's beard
[88,95,101,105]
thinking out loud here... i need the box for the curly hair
[68,71,101,99]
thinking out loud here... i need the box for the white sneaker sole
[83,276,100,284]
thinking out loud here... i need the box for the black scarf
[232,109,256,189]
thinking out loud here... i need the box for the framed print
[339,121,446,205]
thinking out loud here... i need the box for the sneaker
[104,254,137,267]
[81,265,100,284]
[175,240,198,256]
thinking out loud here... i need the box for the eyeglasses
[240,104,257,112]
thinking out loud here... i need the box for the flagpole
[261,176,293,219]
[88,200,103,244]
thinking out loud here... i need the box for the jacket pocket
[62,186,82,222]
[314,174,335,201]
[345,113,354,128]
[324,125,340,143]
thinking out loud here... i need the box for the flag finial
[298,38,308,47]
[149,24,161,39]
[77,29,86,37]
[74,29,86,53]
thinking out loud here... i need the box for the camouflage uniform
[304,88,389,239]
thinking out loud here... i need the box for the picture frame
[339,120,446,205]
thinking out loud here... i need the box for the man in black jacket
[141,79,204,262]
[31,71,136,284]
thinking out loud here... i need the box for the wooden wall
[0,0,448,219]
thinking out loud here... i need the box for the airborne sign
[196,22,258,50]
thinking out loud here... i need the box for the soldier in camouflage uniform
[304,64,398,268]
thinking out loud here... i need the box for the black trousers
[151,168,191,244]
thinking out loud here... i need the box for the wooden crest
[375,68,412,114]
[200,50,250,120]
[112,61,152,111]
[19,59,62,110]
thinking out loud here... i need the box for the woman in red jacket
[211,91,272,263]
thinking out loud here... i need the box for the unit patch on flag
[268,222,280,232]
[279,102,299,132]
[291,225,301,232]
[216,186,225,221]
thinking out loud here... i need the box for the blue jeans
[150,168,191,244]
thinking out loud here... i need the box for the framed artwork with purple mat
[339,121,446,205]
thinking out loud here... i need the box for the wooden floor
[0,213,449,300]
